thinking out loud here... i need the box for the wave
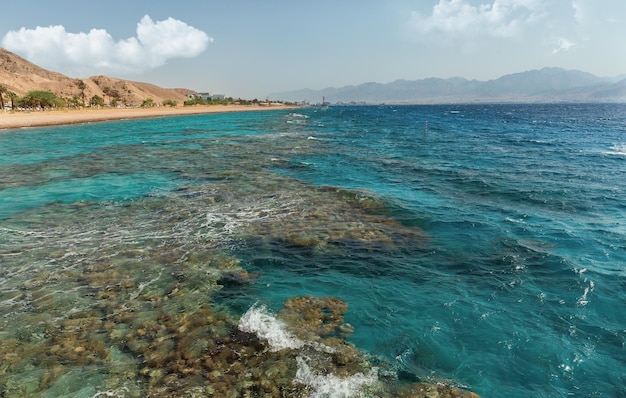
[601,144,626,157]
[238,304,305,351]
[295,356,378,398]
[238,304,379,397]
[286,112,310,124]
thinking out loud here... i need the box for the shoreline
[0,104,299,130]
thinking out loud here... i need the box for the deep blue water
[1,104,625,397]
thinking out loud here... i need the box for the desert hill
[0,48,196,105]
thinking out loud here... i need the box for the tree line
[1,83,296,111]
[183,96,293,106]
[0,82,178,111]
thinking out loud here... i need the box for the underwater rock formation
[0,130,476,397]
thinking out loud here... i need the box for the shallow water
[1,105,625,397]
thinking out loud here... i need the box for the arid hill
[0,48,197,106]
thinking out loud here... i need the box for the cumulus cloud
[410,0,543,38]
[1,15,212,75]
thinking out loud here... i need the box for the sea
[0,103,625,397]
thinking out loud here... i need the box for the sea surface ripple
[1,104,625,397]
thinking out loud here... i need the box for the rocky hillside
[0,48,196,105]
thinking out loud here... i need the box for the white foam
[238,304,337,355]
[577,280,595,306]
[601,144,626,157]
[286,113,309,124]
[238,304,304,351]
[295,356,378,398]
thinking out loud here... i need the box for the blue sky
[1,1,625,98]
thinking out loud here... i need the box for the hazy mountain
[270,67,626,104]
[0,47,196,105]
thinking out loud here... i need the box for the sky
[1,0,625,99]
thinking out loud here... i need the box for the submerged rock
[279,295,350,338]
[238,296,481,398]
[392,382,481,398]
[1,130,473,397]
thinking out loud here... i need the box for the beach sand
[0,104,297,130]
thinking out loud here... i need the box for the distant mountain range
[270,68,626,104]
[0,48,195,105]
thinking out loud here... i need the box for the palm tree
[6,91,18,110]
[0,84,6,111]
[77,80,86,107]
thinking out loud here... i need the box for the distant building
[190,92,225,101]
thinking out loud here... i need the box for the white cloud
[1,15,212,76]
[552,37,575,54]
[410,0,543,38]
[571,0,590,24]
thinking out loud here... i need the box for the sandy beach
[0,104,297,130]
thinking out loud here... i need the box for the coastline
[0,104,298,130]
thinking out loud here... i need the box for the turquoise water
[1,105,625,397]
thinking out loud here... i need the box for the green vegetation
[183,96,295,107]
[18,90,65,110]
[0,86,296,112]
[184,96,230,106]
[0,84,6,110]
[6,90,18,110]
[141,98,155,107]
[0,90,67,110]
[0,85,17,111]
[90,95,105,108]
[77,80,86,107]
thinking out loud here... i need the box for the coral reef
[0,127,476,397]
